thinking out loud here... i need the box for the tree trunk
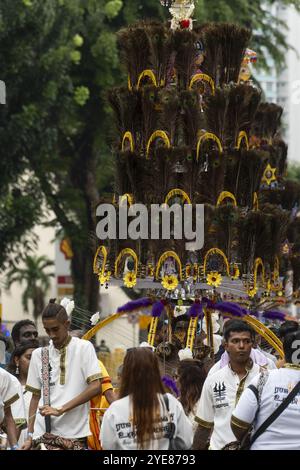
[33,286,45,320]
[69,142,101,325]
[71,245,100,325]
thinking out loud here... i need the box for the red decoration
[180,19,190,29]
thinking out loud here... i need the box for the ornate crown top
[160,0,196,30]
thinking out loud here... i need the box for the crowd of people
[1,299,300,451]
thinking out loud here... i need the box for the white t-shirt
[232,366,300,450]
[195,363,261,450]
[0,368,20,424]
[26,336,101,439]
[11,384,32,447]
[100,393,193,450]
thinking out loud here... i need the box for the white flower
[60,297,70,309]
[202,313,220,334]
[90,312,100,326]
[178,348,193,361]
[66,300,75,316]
[60,297,75,317]
[139,342,155,351]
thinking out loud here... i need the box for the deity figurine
[161,0,196,31]
[238,48,257,84]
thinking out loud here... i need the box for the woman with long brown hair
[176,359,208,434]
[100,347,192,450]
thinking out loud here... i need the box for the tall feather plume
[153,146,192,197]
[107,87,141,140]
[140,86,161,147]
[171,29,198,89]
[180,90,203,148]
[237,211,270,273]
[201,23,251,87]
[194,145,226,204]
[158,88,181,144]
[287,218,300,247]
[235,149,269,207]
[117,23,151,87]
[204,84,261,147]
[213,205,239,260]
[273,140,288,177]
[267,141,288,178]
[128,154,155,204]
[258,204,289,265]
[204,87,230,146]
[146,22,172,86]
[115,152,134,196]
[225,84,261,144]
[223,149,240,196]
[260,180,300,210]
[251,103,283,142]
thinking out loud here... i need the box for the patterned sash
[41,347,51,433]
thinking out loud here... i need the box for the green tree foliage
[6,255,54,319]
[0,182,41,268]
[0,0,164,312]
[195,0,300,68]
[288,162,300,181]
[1,0,299,312]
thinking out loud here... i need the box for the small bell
[173,161,187,173]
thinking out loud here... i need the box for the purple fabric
[220,348,269,368]
[152,301,165,318]
[162,375,180,397]
[117,298,152,313]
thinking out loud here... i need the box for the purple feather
[162,375,180,397]
[201,298,216,309]
[152,300,165,318]
[215,302,247,317]
[188,302,203,318]
[117,298,153,313]
[262,311,286,321]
